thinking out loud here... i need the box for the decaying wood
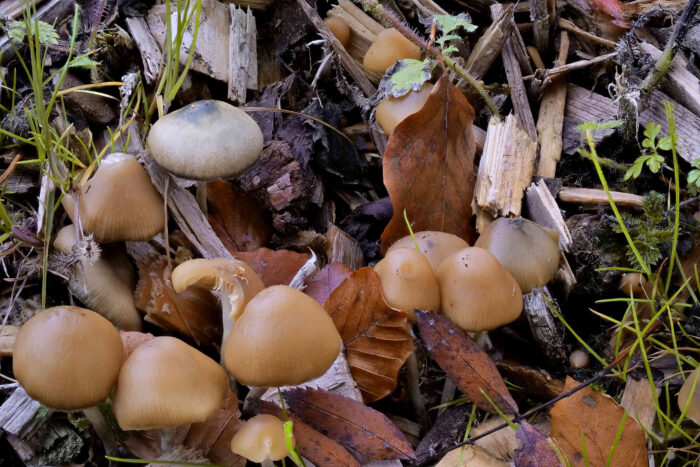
[559,18,617,48]
[558,187,644,208]
[325,223,366,270]
[463,5,513,80]
[226,0,274,9]
[125,17,163,85]
[0,387,50,437]
[536,31,569,178]
[522,287,567,365]
[0,325,19,356]
[0,0,41,20]
[525,52,617,83]
[6,421,82,466]
[529,0,549,51]
[620,377,658,437]
[228,6,258,103]
[474,115,538,231]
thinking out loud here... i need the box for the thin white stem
[196,181,208,216]
[83,405,119,456]
[159,426,176,455]
[261,459,275,467]
[406,347,429,427]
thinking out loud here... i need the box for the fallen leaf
[324,268,413,402]
[234,247,310,286]
[304,262,354,305]
[249,398,360,467]
[416,310,518,414]
[380,76,476,251]
[549,377,647,466]
[207,180,271,253]
[514,422,560,467]
[436,446,509,466]
[283,387,415,461]
[585,0,631,28]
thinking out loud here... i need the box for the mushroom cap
[62,153,165,242]
[54,225,142,331]
[436,247,523,332]
[113,336,228,430]
[374,247,440,318]
[13,306,123,411]
[618,273,647,297]
[376,83,433,134]
[147,100,264,181]
[569,349,590,369]
[387,231,470,272]
[223,285,341,386]
[678,368,700,425]
[436,446,509,466]
[325,17,350,47]
[363,28,421,73]
[230,414,292,462]
[474,218,560,293]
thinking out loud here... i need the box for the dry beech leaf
[416,310,518,414]
[304,262,354,305]
[324,267,413,402]
[283,387,415,461]
[249,398,360,467]
[207,180,272,253]
[549,377,647,466]
[380,76,476,252]
[514,421,560,467]
[234,247,310,286]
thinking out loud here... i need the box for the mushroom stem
[406,338,429,427]
[438,378,457,416]
[261,460,275,467]
[83,405,119,456]
[159,426,176,454]
[196,181,208,216]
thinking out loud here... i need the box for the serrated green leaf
[658,136,673,151]
[69,55,100,69]
[433,13,477,35]
[642,138,654,149]
[646,154,664,173]
[689,169,700,185]
[576,120,624,132]
[6,20,59,45]
[436,34,461,46]
[624,157,645,180]
[441,46,459,54]
[643,122,661,141]
[389,58,432,98]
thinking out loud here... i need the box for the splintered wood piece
[463,5,513,80]
[125,17,163,85]
[558,187,644,208]
[0,387,50,437]
[529,0,549,51]
[474,115,538,231]
[522,287,567,365]
[325,223,365,270]
[225,0,274,9]
[228,6,258,103]
[524,52,616,81]
[406,0,448,16]
[559,18,617,48]
[536,31,569,178]
[0,325,19,357]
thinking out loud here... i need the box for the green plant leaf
[6,20,59,45]
[435,34,461,46]
[688,169,700,185]
[658,136,673,151]
[388,58,432,98]
[642,191,665,222]
[624,157,646,180]
[646,153,664,173]
[576,120,624,132]
[643,122,661,142]
[433,13,477,34]
[69,55,100,69]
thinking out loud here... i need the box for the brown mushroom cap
[62,153,165,242]
[387,231,470,272]
[325,17,350,47]
[618,273,647,297]
[363,28,421,73]
[474,218,560,294]
[436,247,523,332]
[230,414,292,462]
[112,336,228,430]
[147,100,264,181]
[374,247,440,318]
[223,285,341,386]
[376,83,433,134]
[13,306,123,411]
[678,368,700,425]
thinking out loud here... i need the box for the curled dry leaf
[514,421,560,467]
[119,331,154,360]
[249,398,360,467]
[234,247,311,286]
[549,377,647,466]
[282,387,416,461]
[416,310,518,415]
[324,267,413,402]
[304,261,354,305]
[380,76,476,252]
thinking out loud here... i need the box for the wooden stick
[228,6,258,103]
[524,52,617,82]
[125,17,163,85]
[527,46,546,69]
[558,187,644,208]
[558,18,617,48]
[463,5,514,80]
[529,0,549,51]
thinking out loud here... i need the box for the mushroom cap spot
[325,17,350,47]
[147,100,264,181]
[375,247,440,318]
[376,83,433,134]
[363,28,421,73]
[230,414,292,462]
[678,368,700,425]
[13,306,123,411]
[62,153,165,242]
[436,247,523,332]
[224,285,341,386]
[474,218,560,294]
[113,336,228,430]
[387,230,470,272]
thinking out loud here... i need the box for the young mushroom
[474,217,560,294]
[436,247,523,332]
[387,230,470,272]
[324,17,350,47]
[376,82,433,134]
[677,368,700,425]
[13,306,124,455]
[363,28,421,73]
[230,414,293,467]
[618,272,648,297]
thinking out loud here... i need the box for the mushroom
[363,28,421,73]
[436,446,509,466]
[474,218,560,294]
[223,285,341,387]
[618,273,648,297]
[112,336,228,452]
[436,247,523,332]
[13,306,123,455]
[387,231,470,272]
[678,368,700,425]
[376,82,433,134]
[470,417,522,461]
[61,153,165,242]
[374,247,440,319]
[230,414,293,467]
[569,349,591,369]
[324,17,350,47]
[54,225,141,331]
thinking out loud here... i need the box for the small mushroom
[376,82,433,134]
[436,445,509,466]
[387,231,470,272]
[677,368,700,425]
[475,218,560,294]
[325,17,350,47]
[230,414,293,466]
[363,28,421,73]
[223,285,341,387]
[618,273,647,297]
[471,418,522,461]
[436,247,523,332]
[569,349,591,368]
[374,247,440,319]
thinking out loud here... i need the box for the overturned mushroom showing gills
[678,368,700,425]
[475,217,560,293]
[387,230,470,272]
[376,82,433,134]
[363,28,421,73]
[230,414,292,466]
[54,225,141,331]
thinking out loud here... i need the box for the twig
[524,52,617,82]
[559,18,617,48]
[0,153,22,185]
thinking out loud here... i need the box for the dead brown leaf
[304,261,354,305]
[283,387,415,461]
[234,247,310,286]
[324,267,413,402]
[549,377,647,466]
[380,76,476,251]
[119,331,154,360]
[514,421,560,467]
[416,310,518,414]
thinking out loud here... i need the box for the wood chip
[558,187,644,208]
[0,325,19,357]
[125,17,163,85]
